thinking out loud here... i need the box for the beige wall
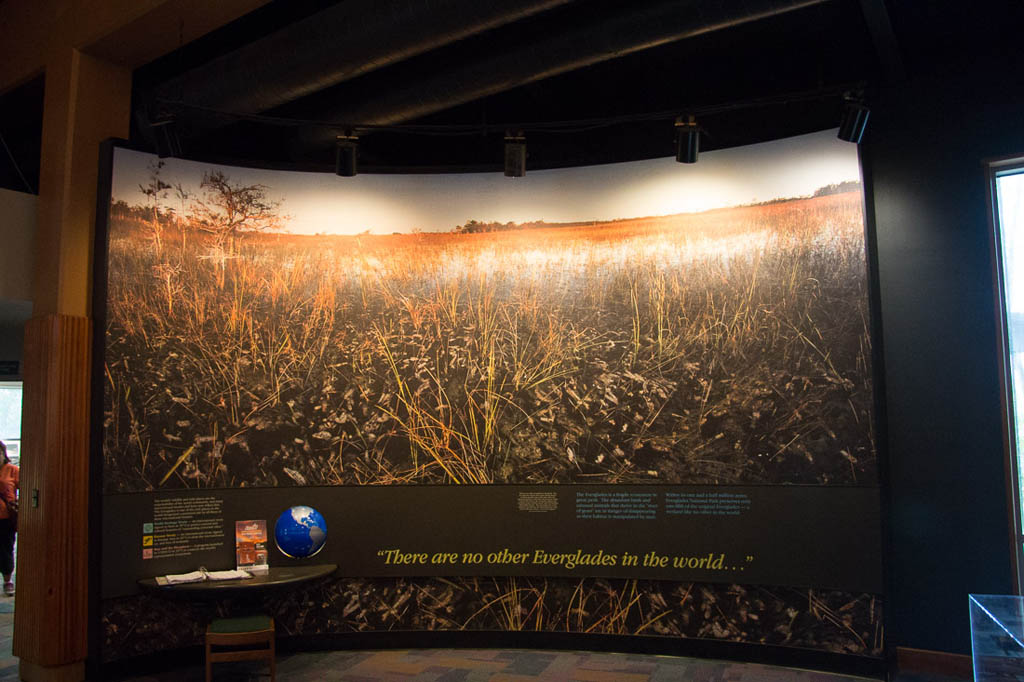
[0,187,35,378]
[0,187,36,302]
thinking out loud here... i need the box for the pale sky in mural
[111,129,861,235]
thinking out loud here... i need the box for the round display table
[138,564,337,599]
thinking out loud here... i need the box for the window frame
[987,155,1024,594]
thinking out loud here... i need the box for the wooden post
[1,4,272,679]
[15,316,92,681]
[13,47,130,682]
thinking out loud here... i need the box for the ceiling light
[838,96,870,144]
[151,116,182,159]
[335,132,358,177]
[675,116,699,164]
[504,131,526,177]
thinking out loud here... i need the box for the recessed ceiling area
[1,0,1022,186]
[0,75,43,194]
[136,0,879,172]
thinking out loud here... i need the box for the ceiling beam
[857,0,905,83]
[287,0,831,150]
[151,0,577,118]
[0,0,272,95]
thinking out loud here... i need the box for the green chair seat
[208,614,273,634]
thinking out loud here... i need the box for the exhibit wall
[0,188,34,378]
[0,187,35,302]
[96,130,884,664]
[863,47,1024,655]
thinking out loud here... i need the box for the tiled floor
[0,604,966,682]
[111,648,882,682]
[0,597,16,680]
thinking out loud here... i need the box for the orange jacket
[0,463,18,520]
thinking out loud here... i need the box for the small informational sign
[235,520,268,573]
[148,496,225,560]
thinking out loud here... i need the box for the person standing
[0,441,18,596]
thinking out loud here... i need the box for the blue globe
[274,505,327,559]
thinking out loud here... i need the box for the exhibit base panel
[895,648,972,680]
[99,576,884,678]
[19,660,86,682]
[97,628,888,681]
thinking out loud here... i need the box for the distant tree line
[812,180,862,197]
[744,181,864,207]
[453,181,863,233]
[453,219,552,234]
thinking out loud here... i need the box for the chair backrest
[205,615,276,681]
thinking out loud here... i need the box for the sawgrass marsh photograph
[101,132,876,491]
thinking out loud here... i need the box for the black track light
[504,131,526,177]
[335,132,358,177]
[151,116,182,159]
[838,96,870,144]
[675,116,699,164]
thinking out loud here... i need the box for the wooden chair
[205,614,276,682]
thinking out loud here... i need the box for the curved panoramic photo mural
[102,130,874,492]
[98,129,883,664]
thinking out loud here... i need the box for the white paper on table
[164,570,206,584]
[205,569,253,581]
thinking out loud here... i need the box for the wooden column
[31,48,131,317]
[13,48,130,682]
[15,316,91,682]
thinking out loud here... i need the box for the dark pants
[0,518,15,578]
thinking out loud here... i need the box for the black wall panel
[866,46,1024,654]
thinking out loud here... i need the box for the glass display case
[970,594,1024,680]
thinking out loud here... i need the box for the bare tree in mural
[138,160,171,251]
[172,181,192,252]
[190,171,283,255]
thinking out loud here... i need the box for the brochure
[235,519,269,573]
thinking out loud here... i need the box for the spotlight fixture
[837,95,870,144]
[504,131,526,177]
[335,132,358,177]
[675,116,699,164]
[151,115,182,159]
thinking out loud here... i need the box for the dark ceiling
[1,0,1022,189]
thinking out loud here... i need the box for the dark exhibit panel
[94,131,885,671]
[863,46,1024,654]
[102,485,883,598]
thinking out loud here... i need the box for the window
[991,160,1024,591]
[0,382,22,466]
